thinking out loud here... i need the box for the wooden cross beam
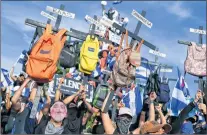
[130,10,146,46]
[112,23,156,50]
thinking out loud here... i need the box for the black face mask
[116,116,132,134]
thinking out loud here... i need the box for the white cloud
[1,56,22,74]
[166,2,192,19]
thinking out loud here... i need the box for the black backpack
[59,41,80,69]
[144,65,161,96]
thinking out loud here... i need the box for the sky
[1,1,206,97]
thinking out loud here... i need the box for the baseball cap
[140,121,172,134]
[118,107,133,117]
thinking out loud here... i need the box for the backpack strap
[45,24,52,35]
[136,39,144,52]
[55,29,67,39]
[116,33,125,60]
[56,29,67,46]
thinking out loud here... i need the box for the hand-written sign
[109,31,121,44]
[149,49,166,58]
[85,15,103,27]
[53,74,94,102]
[190,28,206,35]
[41,11,57,21]
[160,68,173,73]
[132,9,153,29]
[46,6,75,19]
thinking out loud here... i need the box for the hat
[118,107,133,117]
[98,42,109,58]
[140,121,172,134]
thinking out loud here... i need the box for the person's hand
[149,92,157,101]
[198,103,207,114]
[155,105,162,112]
[58,77,64,89]
[59,77,64,84]
[66,73,73,78]
[194,89,203,103]
[78,85,85,94]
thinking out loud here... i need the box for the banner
[53,74,94,102]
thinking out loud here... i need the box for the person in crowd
[10,67,25,87]
[169,89,205,134]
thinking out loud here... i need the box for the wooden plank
[25,18,113,43]
[112,23,156,50]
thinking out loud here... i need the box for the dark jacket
[34,115,70,134]
[170,101,196,134]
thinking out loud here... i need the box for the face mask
[116,116,132,134]
[50,102,67,122]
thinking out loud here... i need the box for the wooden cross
[178,26,206,92]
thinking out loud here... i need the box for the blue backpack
[157,82,170,103]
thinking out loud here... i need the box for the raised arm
[55,77,64,102]
[155,105,166,124]
[148,92,157,121]
[63,85,85,105]
[9,67,17,81]
[11,77,31,104]
[101,112,115,134]
[5,87,11,110]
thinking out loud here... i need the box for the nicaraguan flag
[17,50,27,64]
[113,0,122,4]
[122,86,144,123]
[135,57,156,86]
[0,68,12,88]
[169,67,191,116]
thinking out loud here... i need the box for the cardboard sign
[132,9,153,29]
[160,68,173,73]
[109,31,121,44]
[100,16,114,28]
[190,28,206,35]
[53,74,94,102]
[85,15,102,27]
[41,11,57,21]
[46,6,75,19]
[149,49,166,58]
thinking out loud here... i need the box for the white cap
[102,42,109,51]
[119,107,133,117]
[101,1,107,6]
[123,17,129,23]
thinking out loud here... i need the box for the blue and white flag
[122,86,144,123]
[135,57,156,86]
[169,67,191,116]
[16,50,27,65]
[0,68,12,88]
[113,0,122,4]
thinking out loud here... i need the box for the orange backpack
[26,24,67,83]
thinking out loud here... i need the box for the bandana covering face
[50,102,67,122]
[116,116,132,134]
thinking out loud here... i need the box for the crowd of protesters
[1,40,206,134]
